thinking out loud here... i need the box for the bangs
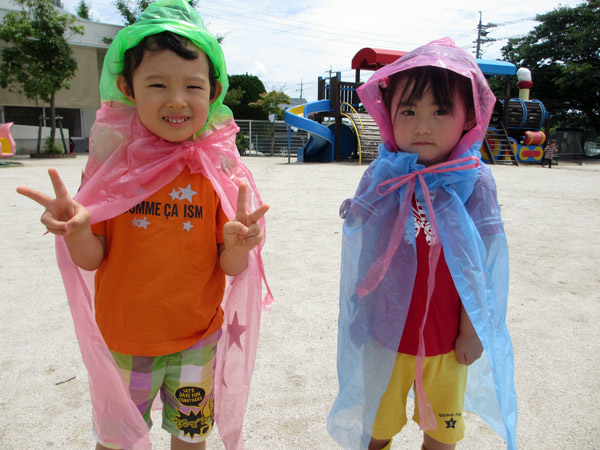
[383,66,474,121]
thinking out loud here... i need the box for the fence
[554,128,584,157]
[235,119,310,156]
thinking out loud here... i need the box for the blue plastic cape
[327,38,517,449]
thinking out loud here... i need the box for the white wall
[11,124,70,154]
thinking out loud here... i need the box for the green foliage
[250,90,291,120]
[109,1,222,47]
[43,138,65,154]
[0,0,84,103]
[115,0,151,25]
[236,133,249,155]
[0,0,84,150]
[226,74,267,120]
[115,0,198,25]
[76,0,93,20]
[224,86,244,108]
[501,1,600,133]
[486,75,516,100]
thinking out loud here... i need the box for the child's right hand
[17,168,90,236]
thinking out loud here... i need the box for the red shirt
[398,197,461,356]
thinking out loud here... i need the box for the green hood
[99,0,232,134]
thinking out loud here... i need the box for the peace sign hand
[223,183,269,256]
[17,168,90,236]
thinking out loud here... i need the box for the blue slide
[284,100,356,162]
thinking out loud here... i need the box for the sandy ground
[1,154,599,450]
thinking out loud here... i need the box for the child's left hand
[223,183,269,255]
[455,331,483,366]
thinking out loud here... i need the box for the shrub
[44,139,64,154]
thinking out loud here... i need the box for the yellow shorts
[371,350,467,444]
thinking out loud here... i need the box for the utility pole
[475,11,497,58]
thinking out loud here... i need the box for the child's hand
[455,331,483,366]
[223,183,269,255]
[17,168,90,236]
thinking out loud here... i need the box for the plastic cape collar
[326,145,517,450]
[55,103,271,450]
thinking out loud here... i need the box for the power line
[474,13,538,58]
[475,11,497,59]
[223,34,349,59]
[205,0,431,48]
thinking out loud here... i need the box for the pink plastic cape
[327,38,517,449]
[55,103,272,449]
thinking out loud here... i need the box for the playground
[284,47,560,166]
[2,154,599,449]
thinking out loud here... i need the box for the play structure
[478,64,550,165]
[285,48,550,165]
[284,100,357,162]
[0,122,16,157]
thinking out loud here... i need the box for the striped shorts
[96,332,218,447]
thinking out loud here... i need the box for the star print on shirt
[169,188,181,201]
[182,221,193,232]
[132,216,150,229]
[445,417,457,428]
[168,185,197,202]
[179,184,197,203]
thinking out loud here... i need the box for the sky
[61,0,585,102]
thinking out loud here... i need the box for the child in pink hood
[327,38,517,450]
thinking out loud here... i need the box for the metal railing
[235,119,310,156]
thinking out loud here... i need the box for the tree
[501,1,600,133]
[115,0,197,25]
[111,0,223,46]
[250,90,291,156]
[0,0,84,152]
[76,0,93,21]
[223,86,244,109]
[249,90,291,120]
[226,74,267,120]
[115,0,151,25]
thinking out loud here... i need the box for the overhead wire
[203,0,434,48]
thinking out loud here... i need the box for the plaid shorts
[97,332,218,447]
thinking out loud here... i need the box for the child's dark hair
[383,66,475,125]
[121,31,219,99]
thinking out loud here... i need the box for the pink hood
[357,37,496,159]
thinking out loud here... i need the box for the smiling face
[389,83,471,166]
[117,47,220,143]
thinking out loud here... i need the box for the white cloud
[61,0,584,101]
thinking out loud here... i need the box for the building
[0,0,123,153]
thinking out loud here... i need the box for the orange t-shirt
[91,167,229,356]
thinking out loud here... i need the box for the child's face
[390,83,471,166]
[118,47,218,143]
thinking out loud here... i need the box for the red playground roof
[351,48,407,71]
